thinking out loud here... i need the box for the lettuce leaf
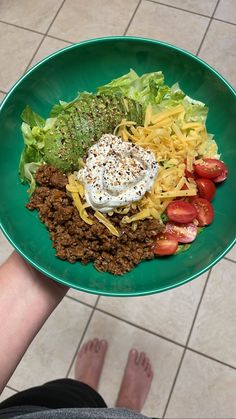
[21,105,45,128]
[19,107,47,194]
[97,69,164,107]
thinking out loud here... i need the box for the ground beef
[27,164,163,275]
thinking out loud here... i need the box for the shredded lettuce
[98,70,208,124]
[97,69,164,108]
[19,108,47,194]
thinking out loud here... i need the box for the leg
[116,349,154,412]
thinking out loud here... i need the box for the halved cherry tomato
[196,178,216,201]
[212,162,228,183]
[167,200,197,223]
[194,159,225,179]
[192,197,214,226]
[153,232,178,256]
[165,222,198,243]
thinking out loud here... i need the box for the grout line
[184,268,212,347]
[65,296,100,378]
[0,89,7,95]
[214,16,236,27]
[0,19,45,36]
[46,33,73,45]
[23,0,67,72]
[0,19,74,45]
[162,269,212,418]
[196,0,221,56]
[187,347,236,371]
[224,256,236,264]
[123,0,142,35]
[0,12,235,52]
[5,385,19,393]
[65,294,98,309]
[146,0,212,19]
[162,348,186,419]
[94,306,185,349]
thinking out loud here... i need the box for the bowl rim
[0,35,236,297]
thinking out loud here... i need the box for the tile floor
[0,0,236,417]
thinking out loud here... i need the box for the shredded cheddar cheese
[67,174,93,225]
[66,174,120,236]
[116,104,218,224]
[94,211,120,237]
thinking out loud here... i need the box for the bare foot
[116,349,153,412]
[75,338,108,390]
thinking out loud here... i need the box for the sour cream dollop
[77,134,158,213]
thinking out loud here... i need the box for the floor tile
[215,0,236,24]
[0,231,13,265]
[225,244,236,261]
[165,350,236,418]
[189,259,236,367]
[0,92,5,103]
[0,22,42,91]
[9,298,92,390]
[155,0,218,16]
[199,20,236,89]
[67,288,98,307]
[0,386,17,402]
[98,272,207,345]
[69,311,183,418]
[49,0,139,43]
[127,1,210,54]
[0,0,63,33]
[30,36,71,68]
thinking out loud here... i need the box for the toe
[83,341,90,353]
[138,351,146,365]
[92,338,99,352]
[87,340,94,350]
[128,348,139,364]
[99,339,108,353]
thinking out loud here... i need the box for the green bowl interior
[0,37,236,296]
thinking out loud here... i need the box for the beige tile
[0,0,62,33]
[158,0,218,16]
[9,298,92,390]
[225,244,236,261]
[30,36,71,68]
[165,350,236,418]
[98,272,207,344]
[67,288,98,306]
[0,386,17,402]
[0,92,5,103]
[215,0,236,24]
[189,259,236,367]
[0,22,42,91]
[49,0,139,42]
[199,20,236,89]
[0,230,13,265]
[69,311,183,418]
[127,1,210,54]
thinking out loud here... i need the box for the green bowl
[0,36,235,296]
